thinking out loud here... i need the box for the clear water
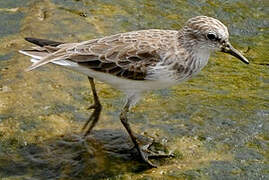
[0,0,268,179]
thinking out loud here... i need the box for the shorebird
[19,16,249,167]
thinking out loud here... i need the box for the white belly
[48,59,177,94]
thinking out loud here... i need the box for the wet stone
[234,148,264,161]
[0,0,29,8]
[0,12,24,38]
[0,0,268,179]
[0,53,14,61]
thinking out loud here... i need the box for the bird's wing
[24,30,178,80]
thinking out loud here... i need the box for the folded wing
[20,30,175,80]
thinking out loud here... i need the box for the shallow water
[0,0,268,179]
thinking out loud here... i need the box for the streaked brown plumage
[23,30,179,80]
[19,16,249,167]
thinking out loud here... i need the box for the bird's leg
[82,77,102,137]
[120,97,158,167]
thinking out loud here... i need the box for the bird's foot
[82,102,102,136]
[136,141,174,168]
[87,102,101,110]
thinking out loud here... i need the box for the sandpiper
[19,16,249,167]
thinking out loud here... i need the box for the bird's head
[182,16,249,64]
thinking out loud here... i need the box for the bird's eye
[207,33,217,41]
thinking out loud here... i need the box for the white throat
[194,47,211,69]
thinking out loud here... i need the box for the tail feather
[25,37,63,47]
[19,49,49,59]
[24,49,69,72]
[20,37,71,71]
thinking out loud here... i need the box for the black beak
[221,42,249,64]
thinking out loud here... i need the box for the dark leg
[120,97,157,167]
[82,77,102,137]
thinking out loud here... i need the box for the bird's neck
[177,30,211,68]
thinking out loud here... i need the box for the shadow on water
[0,129,172,179]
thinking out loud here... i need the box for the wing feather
[23,30,179,80]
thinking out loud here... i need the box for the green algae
[0,0,268,179]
